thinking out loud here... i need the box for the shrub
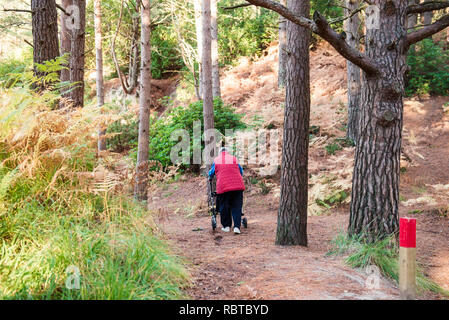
[145,98,247,169]
[406,39,449,96]
[106,113,139,152]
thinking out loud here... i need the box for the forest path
[151,178,399,300]
[146,44,449,300]
[148,95,449,300]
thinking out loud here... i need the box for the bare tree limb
[244,0,380,75]
[55,3,69,16]
[24,39,33,48]
[3,8,33,14]
[406,14,449,47]
[329,4,367,25]
[407,1,449,14]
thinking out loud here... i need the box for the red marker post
[399,217,416,299]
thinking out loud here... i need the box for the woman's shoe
[233,227,241,234]
[221,227,230,232]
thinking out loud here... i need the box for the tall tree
[345,0,361,142]
[60,0,86,108]
[202,0,215,199]
[278,0,287,88]
[211,0,221,97]
[134,0,151,201]
[276,0,310,246]
[194,0,204,99]
[31,0,60,89]
[245,0,449,240]
[94,0,106,151]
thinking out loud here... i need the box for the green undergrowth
[327,232,449,298]
[0,72,190,299]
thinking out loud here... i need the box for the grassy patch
[328,232,449,297]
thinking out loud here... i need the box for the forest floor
[145,43,449,300]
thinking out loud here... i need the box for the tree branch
[407,1,449,14]
[3,8,33,14]
[55,3,69,16]
[24,39,33,48]
[406,14,449,47]
[329,4,367,25]
[222,3,252,10]
[244,0,380,75]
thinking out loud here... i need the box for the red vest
[214,152,245,194]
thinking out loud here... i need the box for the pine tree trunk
[194,0,203,99]
[31,0,60,89]
[211,0,221,98]
[276,0,310,246]
[406,0,419,30]
[345,0,361,143]
[67,0,86,108]
[60,0,72,87]
[135,0,152,201]
[128,1,141,92]
[94,0,106,151]
[278,0,287,88]
[202,0,215,202]
[349,1,408,240]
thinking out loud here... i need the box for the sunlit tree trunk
[31,0,60,89]
[94,0,106,151]
[345,0,361,143]
[276,0,310,246]
[60,0,72,88]
[194,0,203,99]
[134,0,151,201]
[278,0,287,88]
[211,0,221,98]
[128,0,141,92]
[202,0,215,201]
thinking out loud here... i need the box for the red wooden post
[399,217,416,299]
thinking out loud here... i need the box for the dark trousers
[217,190,243,229]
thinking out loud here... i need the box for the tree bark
[278,0,287,88]
[134,0,152,201]
[345,0,361,143]
[348,0,409,239]
[211,0,221,98]
[276,0,310,246]
[94,0,106,151]
[194,0,203,99]
[406,0,419,30]
[31,0,60,89]
[128,1,141,92]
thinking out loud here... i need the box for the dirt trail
[154,182,398,300]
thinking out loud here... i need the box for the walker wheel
[211,215,217,230]
[242,217,248,229]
